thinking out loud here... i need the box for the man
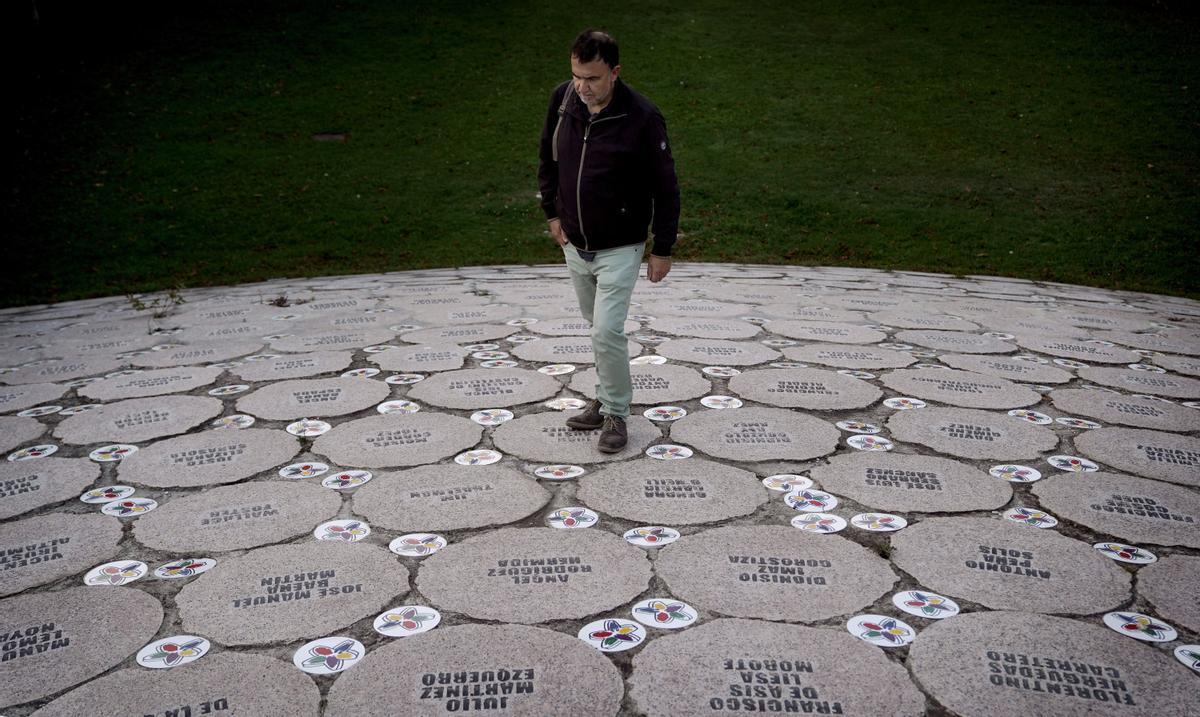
[538,29,680,453]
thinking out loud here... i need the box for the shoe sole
[565,420,603,430]
[597,442,626,454]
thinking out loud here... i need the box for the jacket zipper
[576,113,627,251]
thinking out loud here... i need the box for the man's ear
[612,64,621,80]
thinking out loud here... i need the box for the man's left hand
[647,255,672,283]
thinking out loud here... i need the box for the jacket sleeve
[537,83,568,221]
[644,109,681,257]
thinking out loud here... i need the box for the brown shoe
[566,400,604,430]
[597,415,628,453]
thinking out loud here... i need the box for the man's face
[571,55,619,109]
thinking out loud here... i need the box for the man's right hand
[548,218,568,247]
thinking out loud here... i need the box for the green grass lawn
[8,0,1198,306]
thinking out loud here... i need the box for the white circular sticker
[377,400,421,415]
[891,590,960,619]
[760,339,798,348]
[278,462,330,479]
[790,513,847,534]
[341,368,380,378]
[1173,644,1200,674]
[1003,507,1059,528]
[1101,612,1177,642]
[211,414,256,429]
[700,395,742,409]
[837,370,877,379]
[322,470,373,490]
[883,397,926,410]
[1053,358,1089,369]
[1007,409,1052,425]
[989,464,1043,482]
[287,419,331,437]
[545,397,587,410]
[454,449,502,465]
[362,345,395,354]
[1093,542,1157,564]
[16,405,62,417]
[785,489,839,512]
[293,637,365,674]
[84,560,148,586]
[630,355,667,365]
[153,558,217,579]
[137,635,210,669]
[464,343,500,351]
[7,444,58,461]
[846,614,916,647]
[385,373,426,385]
[762,474,812,492]
[546,506,598,529]
[471,351,510,360]
[538,364,576,375]
[313,519,370,543]
[631,598,698,629]
[373,605,442,637]
[59,404,102,416]
[577,618,645,652]
[88,444,139,462]
[851,513,907,532]
[701,366,741,377]
[623,526,681,547]
[471,409,514,426]
[769,362,808,369]
[847,435,894,451]
[389,534,448,557]
[534,464,585,480]
[645,444,693,460]
[101,497,158,518]
[480,359,519,368]
[207,384,250,396]
[1047,455,1099,472]
[80,485,136,504]
[1055,416,1102,429]
[836,420,882,434]
[644,406,687,422]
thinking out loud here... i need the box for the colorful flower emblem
[322,470,373,490]
[1048,455,1099,472]
[837,370,877,379]
[1004,507,1058,528]
[852,513,906,531]
[1174,645,1200,674]
[645,444,693,460]
[893,591,959,619]
[454,449,502,465]
[471,350,510,360]
[80,485,135,504]
[211,414,255,429]
[883,397,926,410]
[278,462,330,479]
[1055,417,1101,429]
[1007,409,1052,425]
[847,435,894,451]
[1104,612,1176,642]
[154,558,216,579]
[8,444,58,462]
[762,474,812,492]
[101,498,158,517]
[790,513,846,533]
[287,419,331,437]
[471,409,514,425]
[315,520,370,542]
[85,561,147,586]
[480,359,518,368]
[1053,358,1089,369]
[207,384,250,396]
[851,615,914,646]
[341,368,380,378]
[633,600,695,626]
[700,395,742,409]
[390,534,446,556]
[547,507,597,529]
[17,405,62,417]
[375,606,440,635]
[786,490,838,512]
[644,406,686,422]
[836,420,881,434]
[296,638,362,673]
[545,397,587,410]
[138,636,209,668]
[385,373,426,385]
[624,526,681,547]
[89,444,138,462]
[584,619,643,650]
[464,344,500,351]
[989,464,1042,482]
[377,400,421,415]
[1094,542,1157,564]
[534,464,585,480]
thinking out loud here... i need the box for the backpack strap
[551,82,575,163]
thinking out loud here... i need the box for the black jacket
[538,79,680,256]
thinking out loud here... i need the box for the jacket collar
[566,78,632,121]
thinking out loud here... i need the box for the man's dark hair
[571,29,619,68]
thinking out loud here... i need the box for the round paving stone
[1137,555,1200,633]
[399,323,519,345]
[129,340,264,368]
[728,368,881,410]
[868,309,981,331]
[767,320,886,344]
[30,652,321,717]
[653,338,780,366]
[671,407,840,462]
[1150,353,1200,377]
[0,586,163,708]
[229,350,354,381]
[1076,366,1200,398]
[1049,388,1200,432]
[781,342,917,369]
[0,415,45,453]
[312,413,482,468]
[569,364,711,405]
[511,336,641,364]
[628,618,925,717]
[406,367,561,409]
[326,624,623,717]
[908,611,1193,717]
[367,343,466,372]
[116,428,300,488]
[646,317,761,339]
[491,412,658,463]
[52,395,223,444]
[642,299,748,319]
[891,517,1130,613]
[177,541,408,645]
[756,303,867,323]
[269,329,395,353]
[939,353,1074,383]
[887,407,1058,459]
[418,527,651,623]
[577,458,767,524]
[0,457,99,520]
[1032,472,1200,548]
[529,317,640,336]
[1102,329,1200,355]
[0,382,68,414]
[79,366,223,400]
[0,512,122,596]
[656,525,897,621]
[2,357,124,385]
[235,377,391,420]
[351,464,550,531]
[895,330,1015,354]
[134,481,341,552]
[880,368,1041,409]
[811,453,1011,512]
[1015,336,1142,364]
[1074,427,1200,487]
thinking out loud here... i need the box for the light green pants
[562,242,644,418]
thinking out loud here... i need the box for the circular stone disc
[116,428,300,488]
[642,299,748,319]
[0,457,100,520]
[491,412,659,463]
[811,452,1011,512]
[1015,336,1142,364]
[367,343,466,372]
[3,357,124,385]
[887,407,1058,459]
[312,413,482,468]
[728,368,882,409]
[577,458,767,524]
[177,541,408,645]
[229,351,354,381]
[351,464,550,531]
[1104,329,1200,355]
[235,377,391,420]
[0,586,163,707]
[406,367,561,409]
[1032,471,1200,547]
[0,512,122,596]
[52,395,224,444]
[529,317,640,336]
[868,309,981,331]
[569,364,711,405]
[1049,388,1200,432]
[880,368,1041,409]
[134,481,342,552]
[656,525,898,622]
[511,336,642,364]
[79,366,224,400]
[29,652,320,717]
[938,353,1074,383]
[0,382,69,414]
[399,323,519,345]
[646,317,761,339]
[1150,353,1200,376]
[781,342,917,369]
[629,618,925,717]
[653,338,780,366]
[129,341,264,368]
[671,407,841,462]
[908,611,1194,717]
[1077,366,1200,398]
[757,304,867,323]
[269,329,396,353]
[767,320,886,344]
[0,415,47,454]
[895,330,1015,354]
[417,528,651,623]
[325,624,623,717]
[1074,427,1200,487]
[891,517,1130,613]
[1137,555,1200,633]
